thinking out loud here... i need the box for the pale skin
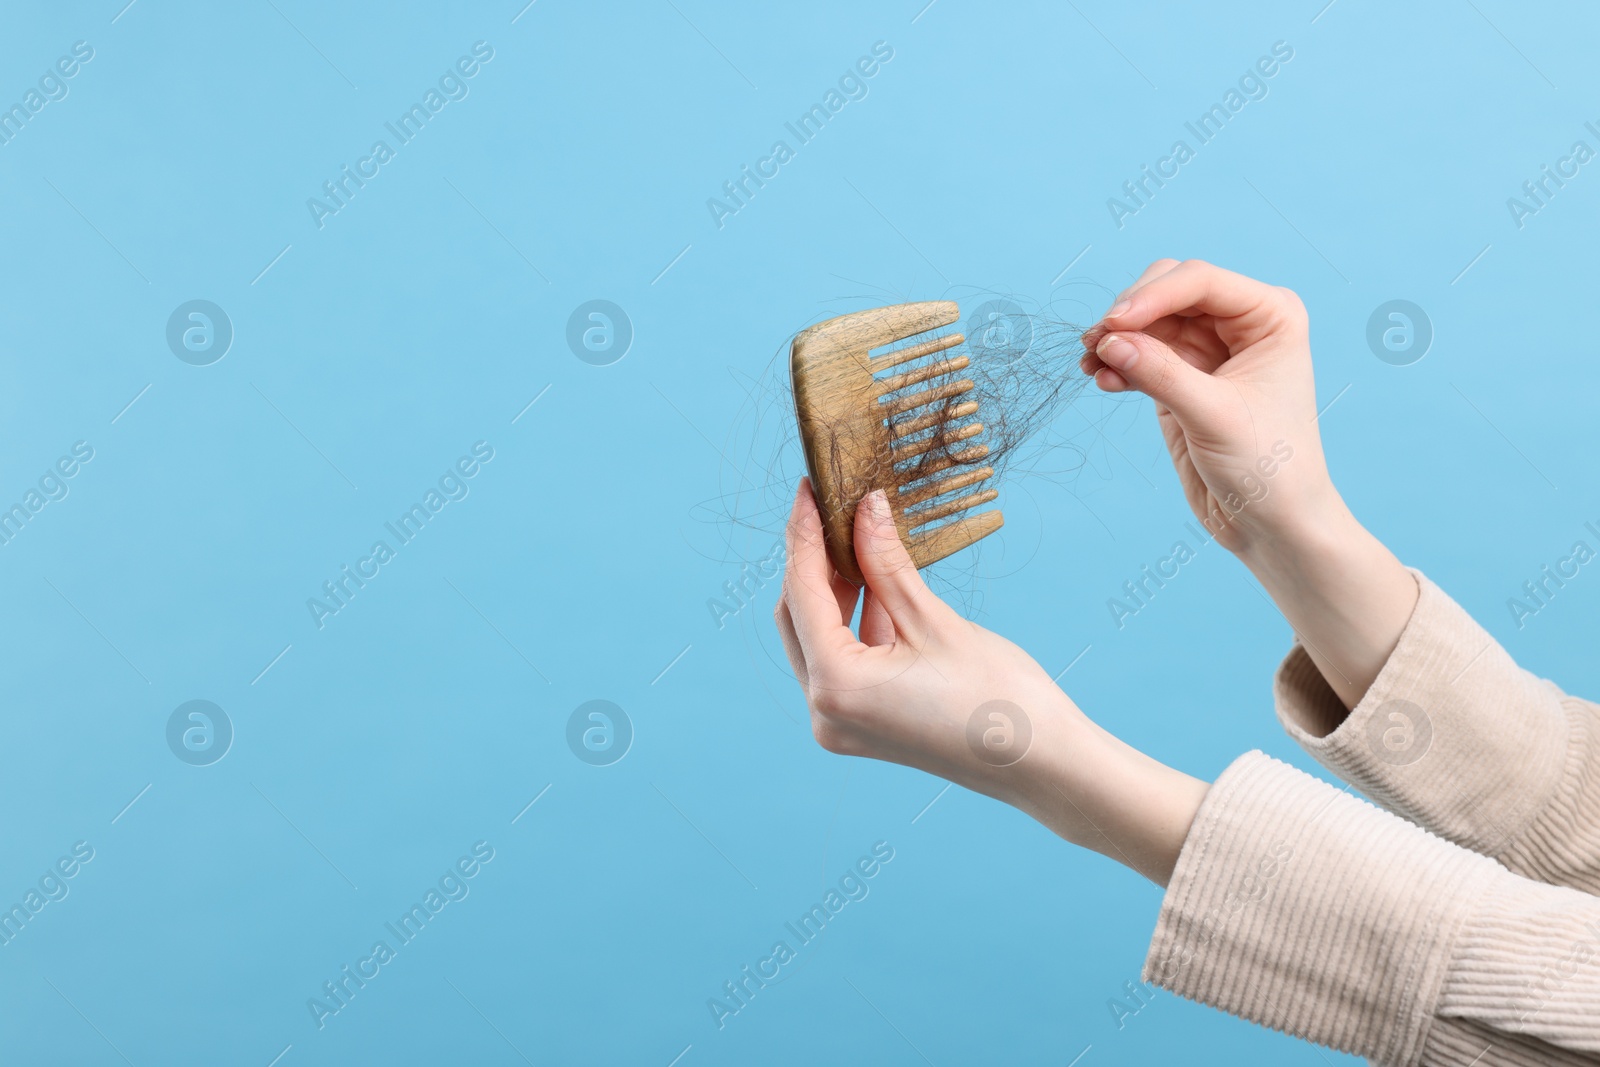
[775,259,1420,885]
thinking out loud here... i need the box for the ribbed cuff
[1427,874,1600,1059]
[1273,570,1570,863]
[1143,751,1504,1066]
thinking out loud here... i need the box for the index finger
[1117,257,1181,302]
[1098,259,1278,332]
[1082,258,1183,358]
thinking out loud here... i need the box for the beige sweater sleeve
[1144,752,1600,1065]
[1274,571,1600,894]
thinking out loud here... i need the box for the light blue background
[0,1,1594,1063]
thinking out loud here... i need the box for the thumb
[1095,331,1226,428]
[853,489,936,636]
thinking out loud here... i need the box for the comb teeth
[876,355,970,397]
[790,301,1004,585]
[892,421,983,460]
[907,510,1005,565]
[883,378,974,419]
[891,400,979,439]
[905,487,1000,530]
[899,443,990,482]
[896,465,994,508]
[869,332,964,374]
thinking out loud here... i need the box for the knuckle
[926,615,962,650]
[1272,286,1309,326]
[807,684,844,719]
[810,714,851,755]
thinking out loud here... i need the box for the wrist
[1232,478,1357,578]
[992,684,1098,813]
[1195,428,1343,560]
[1231,494,1418,712]
[1011,702,1208,886]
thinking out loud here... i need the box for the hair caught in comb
[700,286,1099,614]
[791,297,1093,584]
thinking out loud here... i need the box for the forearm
[1239,493,1418,722]
[1010,700,1209,887]
[1063,731,1210,887]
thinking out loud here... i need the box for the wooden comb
[790,301,1003,586]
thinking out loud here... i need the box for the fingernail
[865,489,891,522]
[1097,334,1138,370]
[1104,299,1133,320]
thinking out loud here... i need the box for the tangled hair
[697,282,1107,615]
[878,295,1093,507]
